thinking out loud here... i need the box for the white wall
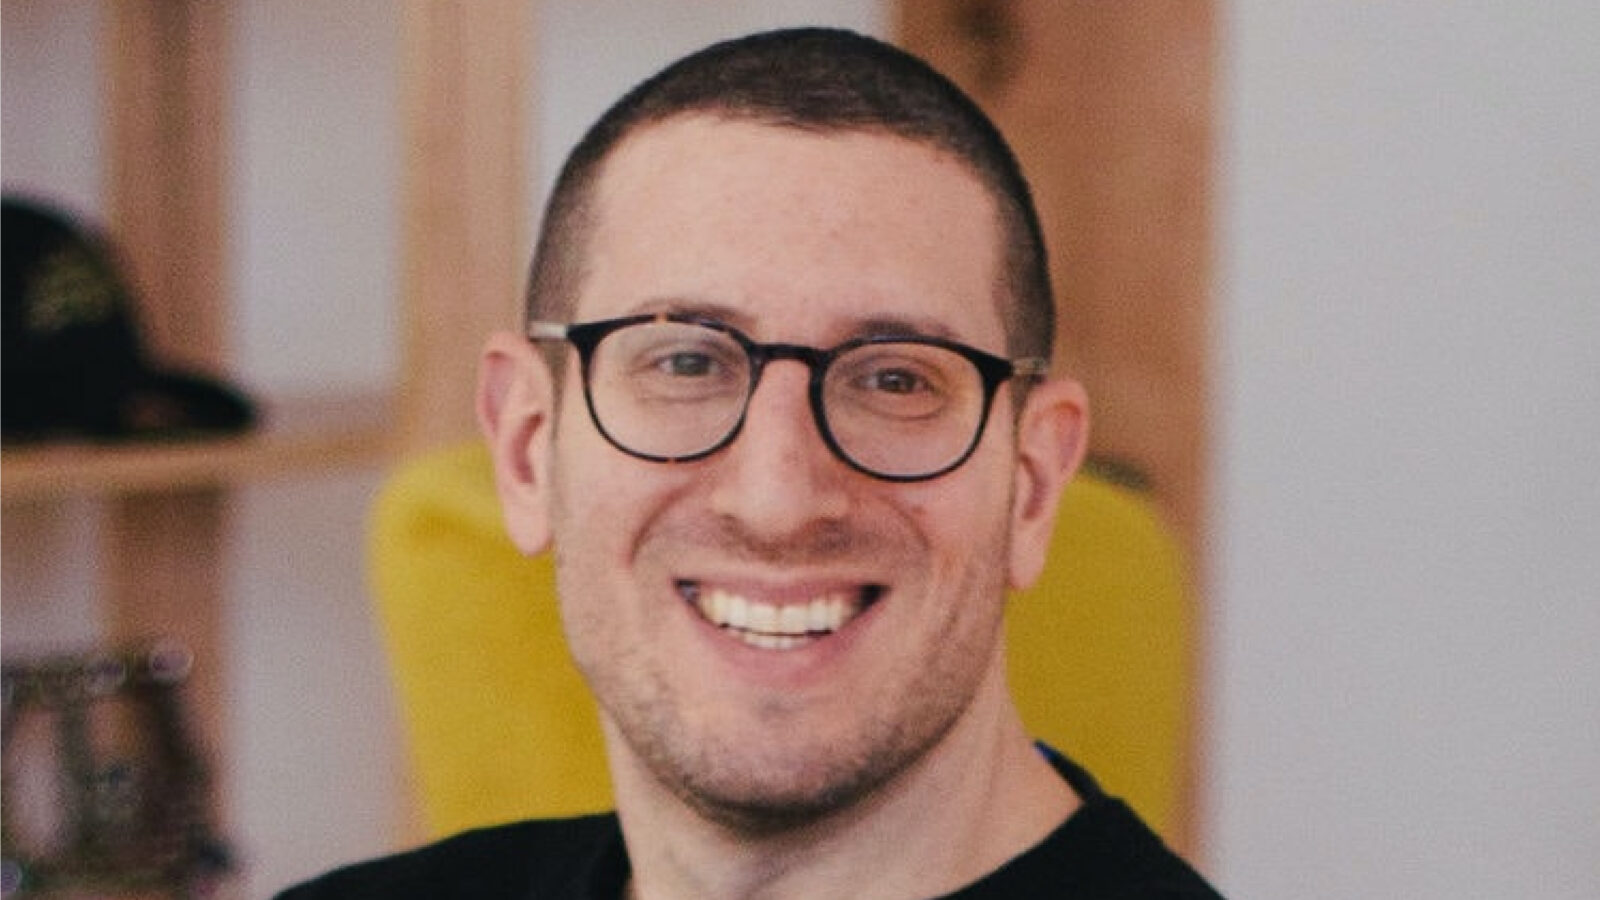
[1209,2,1600,897]
[0,0,104,219]
[230,0,401,398]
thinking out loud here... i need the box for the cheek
[904,456,1015,544]
[549,483,652,695]
[553,539,619,672]
[550,407,637,526]
[928,468,1019,592]
[546,444,638,652]
[547,426,694,600]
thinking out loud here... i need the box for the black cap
[2,196,256,443]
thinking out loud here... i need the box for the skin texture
[479,116,1090,900]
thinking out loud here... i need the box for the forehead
[579,116,1008,347]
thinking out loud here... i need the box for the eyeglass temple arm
[527,321,570,342]
[1012,357,1051,379]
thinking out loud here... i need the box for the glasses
[529,314,1046,482]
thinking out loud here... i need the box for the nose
[706,359,853,539]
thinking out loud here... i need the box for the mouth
[676,580,884,651]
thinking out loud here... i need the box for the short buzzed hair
[525,27,1054,362]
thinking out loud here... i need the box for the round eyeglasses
[529,314,1047,482]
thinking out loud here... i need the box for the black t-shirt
[276,747,1223,899]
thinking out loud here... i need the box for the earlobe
[478,331,557,556]
[1007,378,1090,590]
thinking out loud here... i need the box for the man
[281,28,1222,899]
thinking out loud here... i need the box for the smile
[676,581,882,651]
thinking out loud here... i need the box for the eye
[831,347,958,422]
[622,332,747,402]
[654,350,719,378]
[861,366,931,396]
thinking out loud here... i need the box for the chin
[673,757,891,836]
[634,710,948,837]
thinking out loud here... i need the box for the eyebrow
[619,297,964,345]
[623,296,749,328]
[846,314,960,343]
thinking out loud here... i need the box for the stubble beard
[557,504,1014,838]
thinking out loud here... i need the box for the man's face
[515,116,1068,828]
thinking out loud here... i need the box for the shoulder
[949,746,1225,899]
[273,814,622,900]
[954,796,1225,899]
[1047,796,1225,898]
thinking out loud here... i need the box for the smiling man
[279,28,1222,900]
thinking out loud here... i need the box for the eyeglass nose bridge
[727,339,850,469]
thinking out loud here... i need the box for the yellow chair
[370,442,1196,841]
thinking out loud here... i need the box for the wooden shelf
[1,393,397,503]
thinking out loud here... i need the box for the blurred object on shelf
[1,642,232,898]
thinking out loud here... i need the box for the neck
[609,655,1079,900]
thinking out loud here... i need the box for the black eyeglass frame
[528,313,1048,483]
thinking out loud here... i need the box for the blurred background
[3,1,1596,897]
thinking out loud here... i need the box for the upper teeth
[695,587,858,639]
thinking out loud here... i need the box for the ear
[1007,377,1090,590]
[477,330,557,556]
